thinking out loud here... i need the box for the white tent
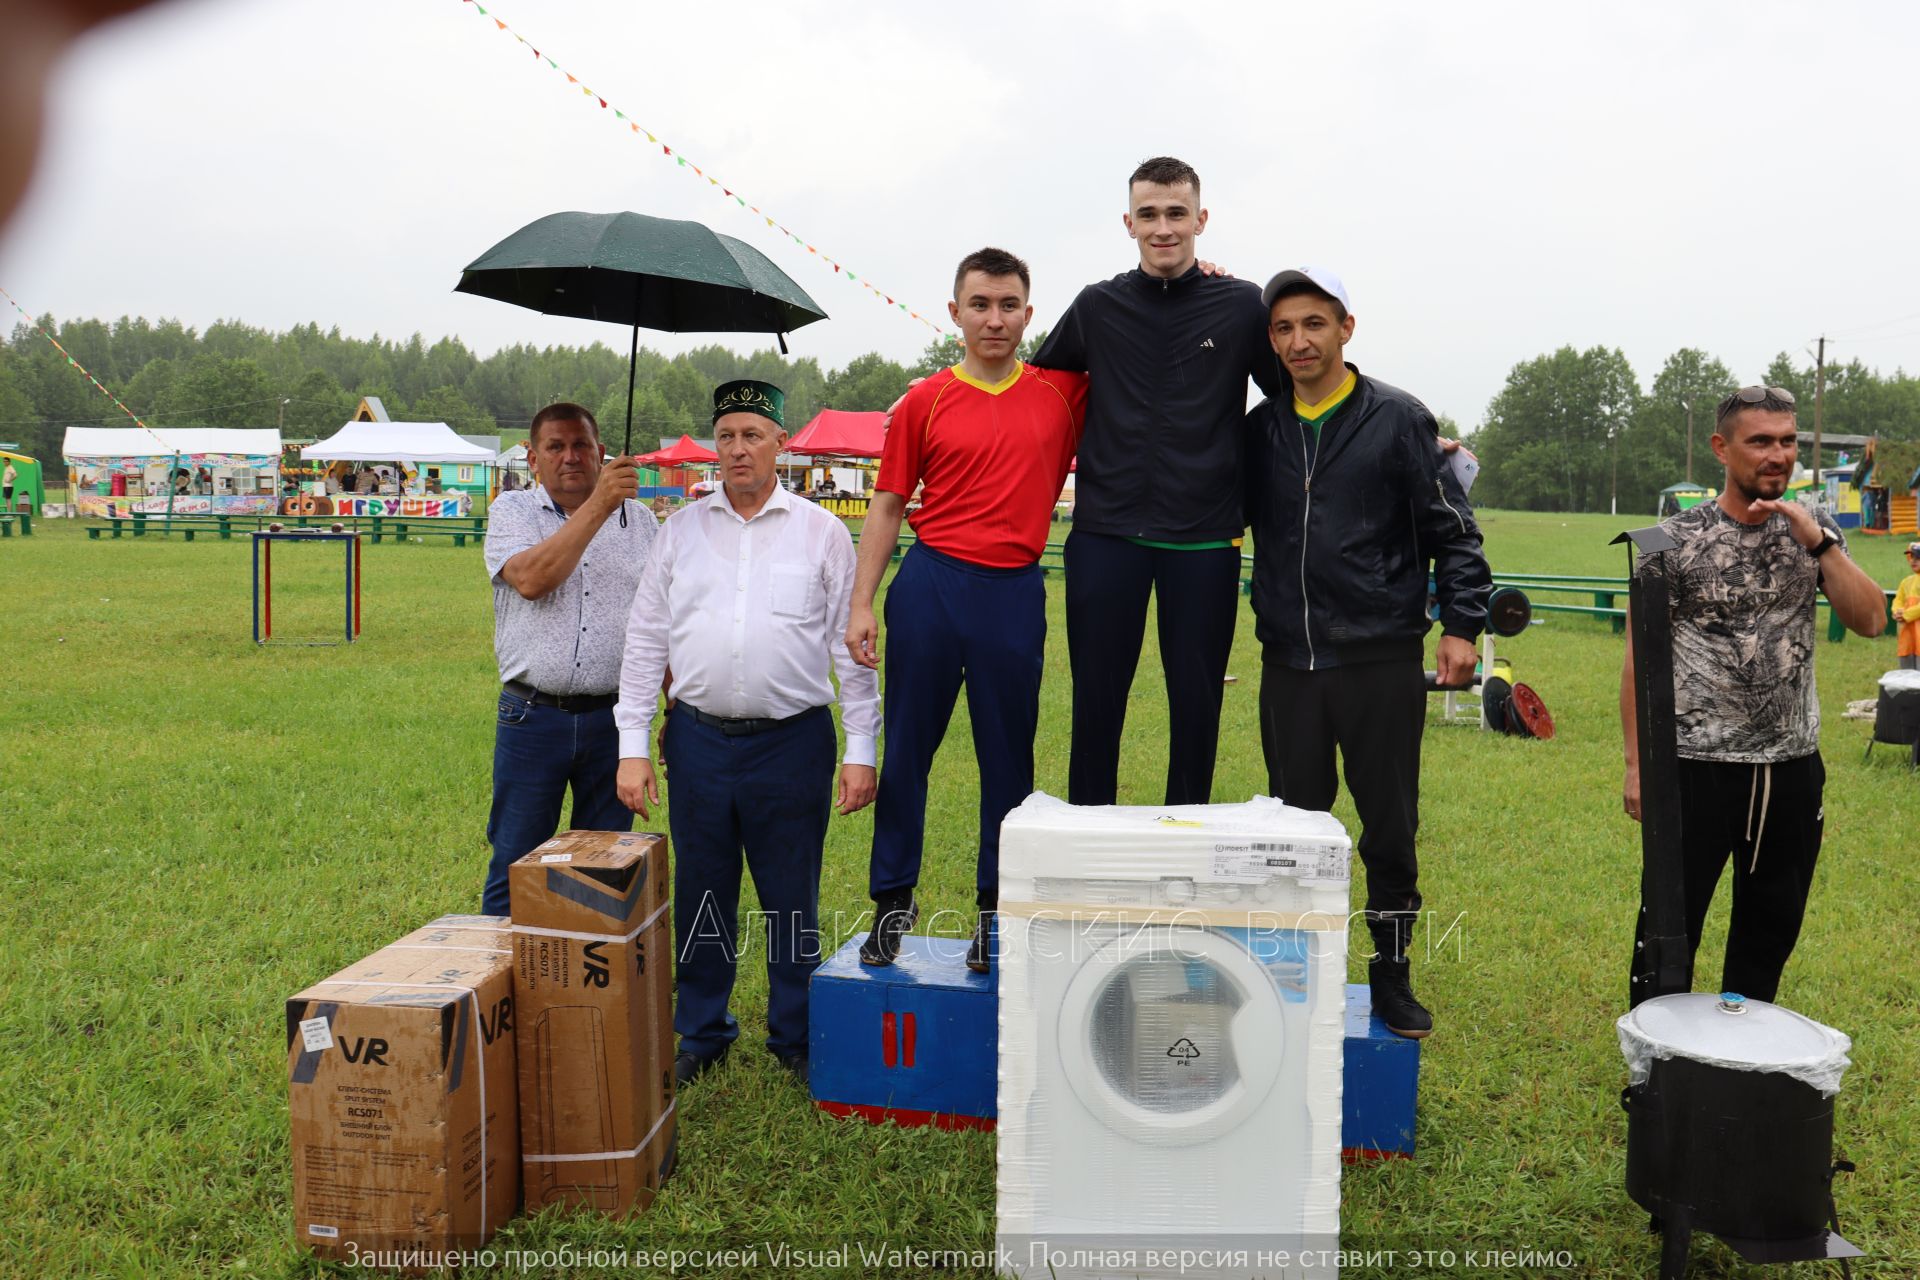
[64,426,281,458]
[301,421,495,464]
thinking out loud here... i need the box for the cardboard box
[287,914,519,1261]
[509,830,676,1214]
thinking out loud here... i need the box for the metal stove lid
[1618,993,1852,1096]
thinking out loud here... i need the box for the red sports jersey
[875,363,1088,568]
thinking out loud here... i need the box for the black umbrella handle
[619,317,639,527]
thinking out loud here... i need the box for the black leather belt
[680,702,824,737]
[502,680,617,713]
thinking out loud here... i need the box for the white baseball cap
[1261,267,1351,312]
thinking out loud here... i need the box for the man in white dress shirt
[616,379,879,1086]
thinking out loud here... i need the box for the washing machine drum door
[1057,928,1287,1147]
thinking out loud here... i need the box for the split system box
[286,831,674,1263]
[286,915,520,1261]
[509,830,677,1213]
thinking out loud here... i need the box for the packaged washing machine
[997,793,1351,1280]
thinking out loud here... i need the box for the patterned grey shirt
[1639,500,1845,763]
[484,485,657,695]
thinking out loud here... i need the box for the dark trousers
[483,693,631,916]
[1064,530,1240,805]
[869,543,1044,902]
[1259,656,1427,941]
[664,702,834,1059]
[1631,753,1826,1004]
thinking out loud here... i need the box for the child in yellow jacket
[1895,542,1920,669]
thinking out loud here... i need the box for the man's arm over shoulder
[1403,397,1491,641]
[1030,285,1096,373]
[1230,277,1285,400]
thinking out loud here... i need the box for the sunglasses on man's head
[1715,384,1798,425]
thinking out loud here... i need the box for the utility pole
[1679,395,1695,484]
[1812,335,1826,484]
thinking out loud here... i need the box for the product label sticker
[1209,842,1349,883]
[298,1016,334,1053]
[539,852,573,863]
[308,1225,340,1239]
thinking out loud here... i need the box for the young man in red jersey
[846,247,1087,972]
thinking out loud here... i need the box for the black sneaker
[858,891,918,966]
[966,909,995,974]
[673,1045,730,1086]
[1368,958,1434,1039]
[772,1049,809,1087]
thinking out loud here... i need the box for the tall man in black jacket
[1245,268,1491,1038]
[1033,156,1282,806]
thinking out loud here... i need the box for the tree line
[1468,345,1920,513]
[9,316,1910,516]
[0,316,1032,465]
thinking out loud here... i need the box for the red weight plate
[1509,682,1555,741]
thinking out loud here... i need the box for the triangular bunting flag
[566,73,577,83]
[495,18,506,29]
[597,97,607,108]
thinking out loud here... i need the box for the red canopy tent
[785,409,887,459]
[634,434,718,467]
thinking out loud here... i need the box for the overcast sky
[4,0,1919,427]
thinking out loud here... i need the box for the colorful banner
[67,452,275,471]
[80,494,279,519]
[328,495,471,518]
[458,1,944,335]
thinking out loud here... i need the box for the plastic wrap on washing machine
[997,794,1350,1280]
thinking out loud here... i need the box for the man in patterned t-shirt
[1620,386,1885,1005]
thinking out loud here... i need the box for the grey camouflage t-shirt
[1638,500,1844,763]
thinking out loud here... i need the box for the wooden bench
[0,512,28,537]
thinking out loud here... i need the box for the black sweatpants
[1631,752,1826,1005]
[1259,655,1427,928]
[1064,530,1241,806]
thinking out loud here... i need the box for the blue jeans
[664,702,834,1060]
[482,691,632,916]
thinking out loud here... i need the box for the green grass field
[2,512,1915,1279]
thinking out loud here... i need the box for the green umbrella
[455,210,827,454]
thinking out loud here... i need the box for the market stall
[784,409,883,516]
[63,427,281,519]
[299,421,495,517]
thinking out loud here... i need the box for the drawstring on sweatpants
[1744,762,1774,873]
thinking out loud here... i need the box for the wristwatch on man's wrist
[1808,531,1840,559]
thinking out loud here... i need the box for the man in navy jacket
[1034,156,1282,806]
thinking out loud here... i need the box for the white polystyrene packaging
[1617,993,1852,1097]
[997,793,1352,1280]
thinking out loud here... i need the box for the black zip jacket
[1034,265,1281,542]
[1246,365,1491,668]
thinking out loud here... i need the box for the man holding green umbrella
[480,401,650,916]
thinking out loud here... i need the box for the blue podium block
[810,933,997,1130]
[1343,984,1421,1159]
[809,936,1420,1157]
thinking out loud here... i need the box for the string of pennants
[459,0,946,336]
[0,284,162,437]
